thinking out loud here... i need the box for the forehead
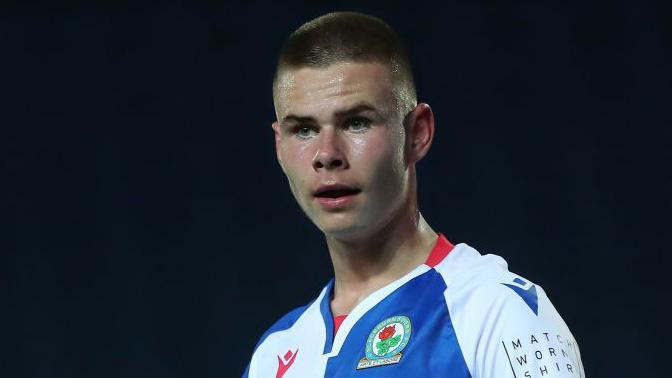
[274,62,396,118]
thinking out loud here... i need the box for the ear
[405,103,435,164]
[271,121,286,173]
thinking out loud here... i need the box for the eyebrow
[281,102,384,125]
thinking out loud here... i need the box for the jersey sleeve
[448,271,584,378]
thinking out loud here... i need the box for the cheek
[280,142,315,194]
[281,141,314,171]
[353,133,406,188]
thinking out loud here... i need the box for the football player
[244,12,584,378]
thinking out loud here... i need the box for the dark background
[3,1,670,377]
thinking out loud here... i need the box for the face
[272,62,413,240]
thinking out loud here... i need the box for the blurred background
[3,1,669,376]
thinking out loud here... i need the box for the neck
[326,204,437,316]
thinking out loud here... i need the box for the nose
[312,128,348,171]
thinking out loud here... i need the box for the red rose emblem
[378,325,396,340]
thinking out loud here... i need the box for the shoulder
[432,242,526,309]
[432,243,584,377]
[243,284,329,378]
[252,303,313,351]
[432,243,556,318]
[242,304,311,378]
[250,282,328,354]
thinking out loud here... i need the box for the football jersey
[243,235,584,377]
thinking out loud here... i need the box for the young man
[244,12,584,378]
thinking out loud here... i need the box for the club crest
[356,315,412,370]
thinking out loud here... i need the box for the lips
[314,185,360,210]
[314,185,361,198]
[315,188,361,198]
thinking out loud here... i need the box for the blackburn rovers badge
[356,315,412,370]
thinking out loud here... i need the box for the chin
[317,220,372,242]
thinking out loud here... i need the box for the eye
[346,117,371,132]
[293,126,317,139]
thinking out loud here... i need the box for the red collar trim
[333,315,347,336]
[424,233,455,268]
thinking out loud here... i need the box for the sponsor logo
[356,315,412,370]
[501,333,583,377]
[276,348,298,378]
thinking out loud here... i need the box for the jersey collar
[319,233,455,356]
[424,233,455,268]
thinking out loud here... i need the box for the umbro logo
[276,348,298,378]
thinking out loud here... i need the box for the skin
[272,62,438,316]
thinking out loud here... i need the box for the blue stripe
[503,283,539,315]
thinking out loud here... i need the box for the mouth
[313,185,361,210]
[314,188,361,198]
